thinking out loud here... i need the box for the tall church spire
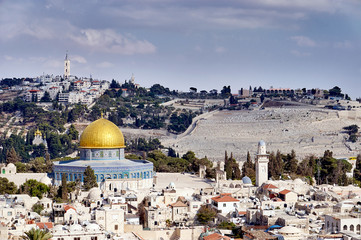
[64,51,70,79]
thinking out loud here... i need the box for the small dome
[7,163,16,168]
[279,226,302,235]
[294,178,304,184]
[54,225,65,232]
[86,223,100,231]
[242,176,252,185]
[69,224,82,232]
[40,176,52,185]
[88,187,101,200]
[79,118,125,149]
[258,140,266,146]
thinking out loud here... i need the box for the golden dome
[79,118,125,149]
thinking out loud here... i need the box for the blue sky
[1,0,361,98]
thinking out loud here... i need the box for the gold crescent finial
[101,112,104,118]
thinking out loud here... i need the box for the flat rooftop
[154,172,214,190]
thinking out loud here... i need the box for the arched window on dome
[137,172,140,178]
[113,174,117,179]
[106,174,111,179]
[119,174,123,179]
[95,175,99,182]
[100,174,104,181]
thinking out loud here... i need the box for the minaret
[130,73,135,84]
[255,140,269,187]
[64,52,70,79]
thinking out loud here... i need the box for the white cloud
[290,36,316,47]
[334,40,352,49]
[70,29,156,55]
[290,50,311,57]
[96,61,114,68]
[71,55,87,64]
[4,55,14,61]
[43,59,63,68]
[215,46,226,53]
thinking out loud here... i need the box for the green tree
[61,174,68,200]
[40,91,51,102]
[218,221,236,230]
[83,166,98,191]
[241,151,255,183]
[329,86,342,97]
[196,205,217,224]
[6,147,21,164]
[20,179,49,199]
[31,203,44,215]
[0,177,17,194]
[22,228,52,240]
[68,124,79,140]
[284,150,298,174]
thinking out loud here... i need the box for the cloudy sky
[1,0,361,98]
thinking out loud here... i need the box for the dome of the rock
[79,118,125,149]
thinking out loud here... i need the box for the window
[233,203,237,207]
[114,225,118,230]
[7,212,12,216]
[74,238,80,240]
[91,237,98,240]
[223,203,226,207]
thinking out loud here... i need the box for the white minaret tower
[64,52,70,79]
[255,140,269,187]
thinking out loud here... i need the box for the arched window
[113,174,117,179]
[350,224,354,232]
[343,225,347,231]
[357,224,360,234]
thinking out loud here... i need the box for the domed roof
[79,118,125,149]
[69,224,82,232]
[53,225,65,232]
[7,163,16,168]
[86,223,100,231]
[40,176,52,185]
[242,176,252,185]
[88,187,101,200]
[258,140,266,146]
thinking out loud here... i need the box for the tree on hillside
[68,124,79,140]
[343,124,359,142]
[40,91,51,102]
[329,86,342,97]
[0,177,17,194]
[196,205,217,224]
[6,147,21,164]
[221,86,231,98]
[225,152,241,180]
[83,166,98,191]
[284,150,298,174]
[110,79,121,88]
[241,151,255,182]
[20,179,49,199]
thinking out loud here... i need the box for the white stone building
[211,193,240,214]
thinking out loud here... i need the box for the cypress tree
[6,147,21,164]
[83,166,98,191]
[61,174,68,200]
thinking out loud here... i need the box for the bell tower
[64,52,70,79]
[255,140,269,187]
